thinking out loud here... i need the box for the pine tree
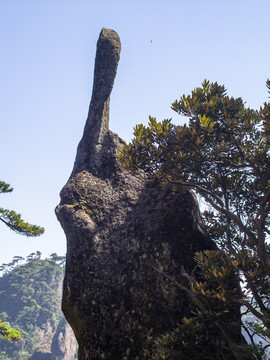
[0,181,44,237]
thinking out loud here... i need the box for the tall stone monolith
[56,28,241,359]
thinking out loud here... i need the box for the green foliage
[49,253,66,266]
[151,321,254,360]
[0,180,44,343]
[152,249,270,359]
[120,80,270,359]
[0,182,13,194]
[0,255,65,359]
[0,180,44,237]
[0,319,21,341]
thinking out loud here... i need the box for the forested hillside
[0,253,77,360]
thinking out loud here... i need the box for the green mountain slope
[0,255,77,360]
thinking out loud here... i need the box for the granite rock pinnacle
[56,29,241,360]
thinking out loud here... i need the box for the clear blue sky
[0,0,269,265]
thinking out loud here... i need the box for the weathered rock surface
[51,317,79,360]
[29,274,78,360]
[56,28,229,359]
[29,318,78,360]
[29,309,77,360]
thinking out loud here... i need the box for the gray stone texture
[56,28,240,359]
[51,317,79,360]
[72,28,121,176]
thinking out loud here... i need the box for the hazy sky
[1,0,270,265]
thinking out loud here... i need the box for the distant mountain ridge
[0,254,77,360]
